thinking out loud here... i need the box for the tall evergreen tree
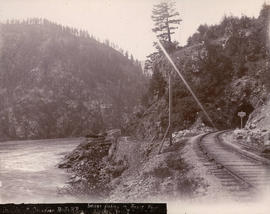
[151,0,181,51]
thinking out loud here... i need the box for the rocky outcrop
[129,10,270,135]
[226,76,266,107]
[246,98,270,131]
[58,129,124,198]
[125,97,168,140]
[241,97,270,152]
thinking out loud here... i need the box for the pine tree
[151,0,181,52]
[125,51,129,58]
[130,54,134,64]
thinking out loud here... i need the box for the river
[0,138,82,203]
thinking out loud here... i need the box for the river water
[0,138,82,203]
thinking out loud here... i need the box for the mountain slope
[128,5,270,139]
[0,19,146,140]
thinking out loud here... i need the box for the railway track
[196,131,270,199]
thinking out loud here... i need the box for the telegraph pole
[168,72,172,145]
[158,71,173,154]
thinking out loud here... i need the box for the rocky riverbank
[58,129,125,199]
[58,123,213,201]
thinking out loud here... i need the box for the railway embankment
[181,133,233,201]
[191,131,270,201]
[220,131,270,163]
[58,125,212,201]
[58,118,270,202]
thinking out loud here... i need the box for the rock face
[243,97,270,149]
[127,10,270,138]
[127,69,266,140]
[125,97,168,140]
[246,98,270,131]
[223,76,266,128]
[223,95,270,155]
[227,76,266,107]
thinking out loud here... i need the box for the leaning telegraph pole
[157,38,217,153]
[157,39,216,126]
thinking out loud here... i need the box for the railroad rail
[196,131,270,199]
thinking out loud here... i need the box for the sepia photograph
[0,0,270,213]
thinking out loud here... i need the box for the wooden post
[169,72,172,145]
[237,111,246,129]
[158,72,173,154]
[240,117,243,129]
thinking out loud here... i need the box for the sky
[0,0,267,60]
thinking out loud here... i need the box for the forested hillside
[0,19,146,140]
[127,4,270,139]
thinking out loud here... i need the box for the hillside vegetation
[56,3,270,201]
[127,5,270,139]
[0,19,146,140]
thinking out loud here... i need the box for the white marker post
[237,111,246,129]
